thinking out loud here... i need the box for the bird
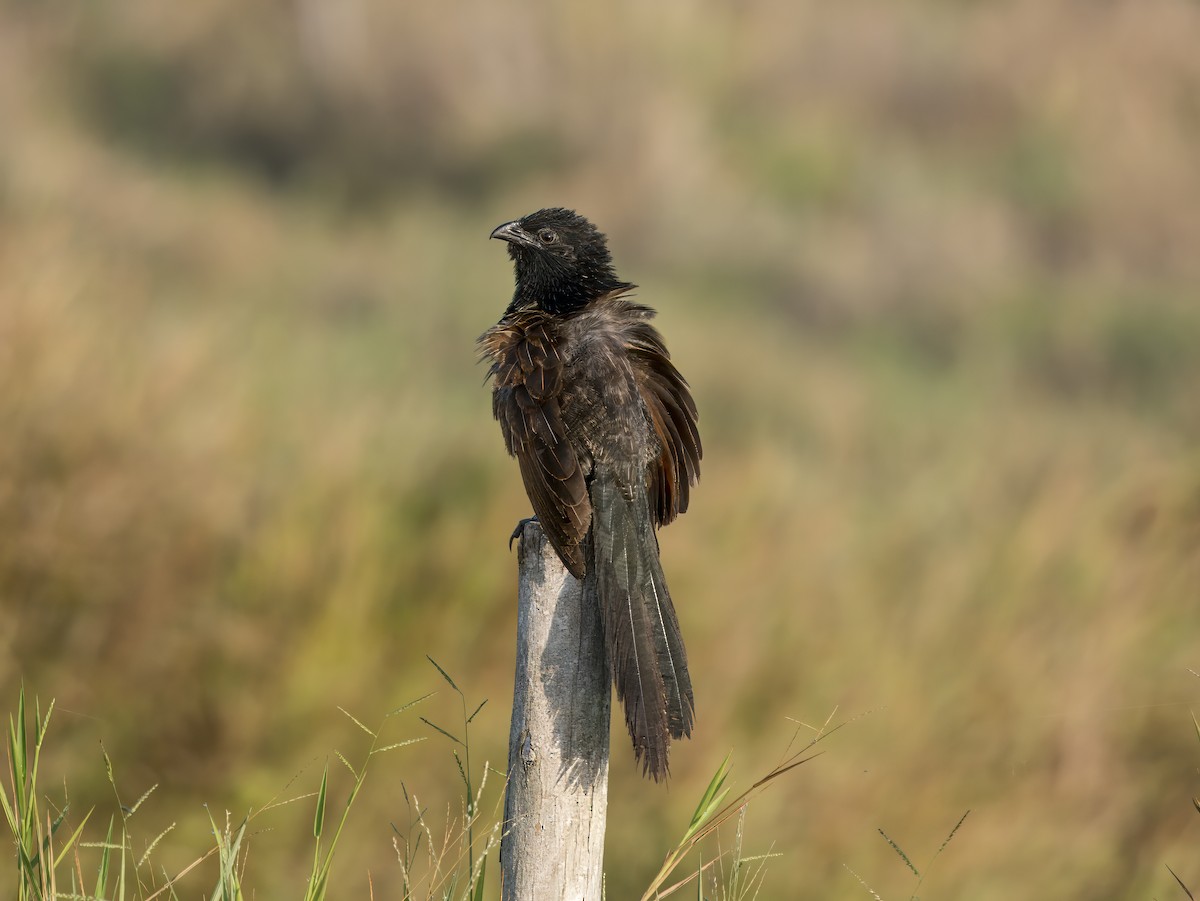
[479,208,701,779]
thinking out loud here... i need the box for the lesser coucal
[479,208,701,779]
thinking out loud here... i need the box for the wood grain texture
[501,521,610,901]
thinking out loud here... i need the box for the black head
[491,208,631,314]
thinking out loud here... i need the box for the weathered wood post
[501,520,611,900]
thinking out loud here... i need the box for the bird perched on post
[479,208,701,780]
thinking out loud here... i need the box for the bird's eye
[538,229,557,244]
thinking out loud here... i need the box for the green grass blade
[94,815,115,901]
[11,686,28,834]
[681,754,731,842]
[471,854,487,901]
[466,699,488,725]
[688,754,729,824]
[878,828,919,877]
[420,717,462,746]
[52,808,93,870]
[313,764,329,839]
[935,810,970,856]
[426,656,462,695]
[0,754,18,835]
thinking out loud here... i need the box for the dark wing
[626,314,702,528]
[480,316,591,577]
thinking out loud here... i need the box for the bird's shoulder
[478,309,565,401]
[566,291,653,335]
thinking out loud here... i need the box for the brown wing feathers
[482,317,590,578]
[627,315,702,528]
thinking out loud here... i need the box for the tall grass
[2,682,496,899]
[2,687,89,900]
[6,682,846,899]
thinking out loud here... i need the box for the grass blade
[1168,864,1195,900]
[313,764,329,839]
[426,657,461,695]
[878,828,919,877]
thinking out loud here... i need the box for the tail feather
[591,468,694,779]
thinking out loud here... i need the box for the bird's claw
[509,516,539,550]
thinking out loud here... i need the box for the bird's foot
[509,516,539,550]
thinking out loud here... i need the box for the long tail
[590,467,694,779]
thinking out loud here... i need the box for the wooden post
[501,521,610,900]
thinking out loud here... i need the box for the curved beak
[490,220,533,247]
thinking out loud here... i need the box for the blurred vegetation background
[2,0,1199,897]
